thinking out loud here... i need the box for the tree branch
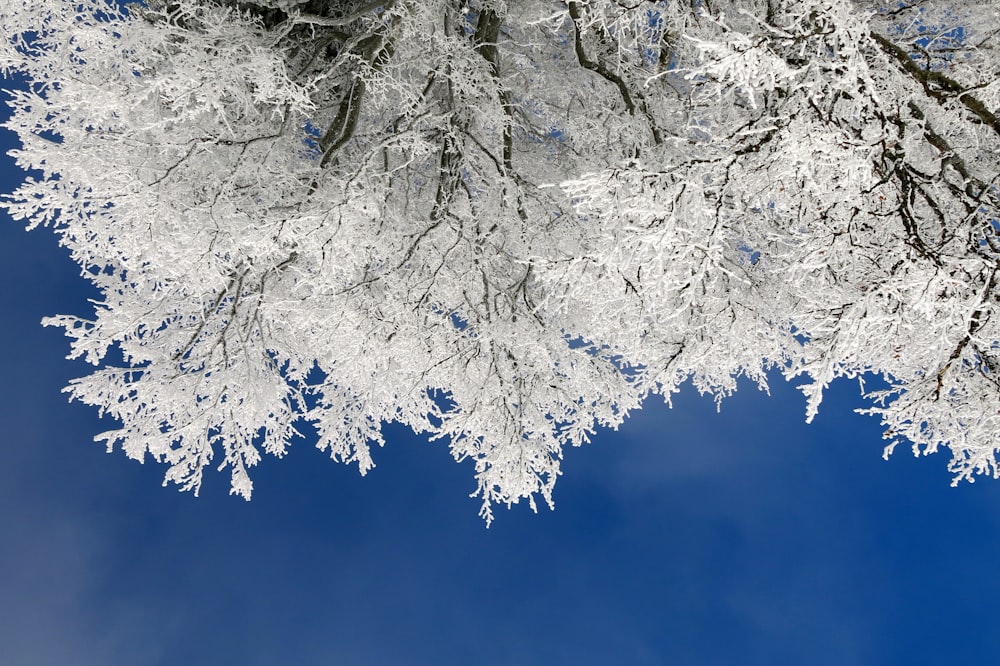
[870,31,1000,139]
[567,1,636,115]
[282,0,395,29]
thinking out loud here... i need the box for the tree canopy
[2,0,998,521]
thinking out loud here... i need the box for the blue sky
[4,101,1000,666]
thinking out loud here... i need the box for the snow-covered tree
[2,0,998,521]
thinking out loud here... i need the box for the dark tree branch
[871,32,1000,139]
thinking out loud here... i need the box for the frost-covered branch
[3,0,1000,521]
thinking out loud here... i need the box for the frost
[2,0,1000,521]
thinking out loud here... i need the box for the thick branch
[566,2,662,145]
[474,9,513,173]
[318,77,365,168]
[282,0,395,29]
[318,35,395,168]
[567,1,636,115]
[871,31,1000,139]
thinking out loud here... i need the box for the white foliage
[2,0,999,521]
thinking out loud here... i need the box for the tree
[1,0,998,522]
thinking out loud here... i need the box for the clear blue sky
[4,96,1000,666]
